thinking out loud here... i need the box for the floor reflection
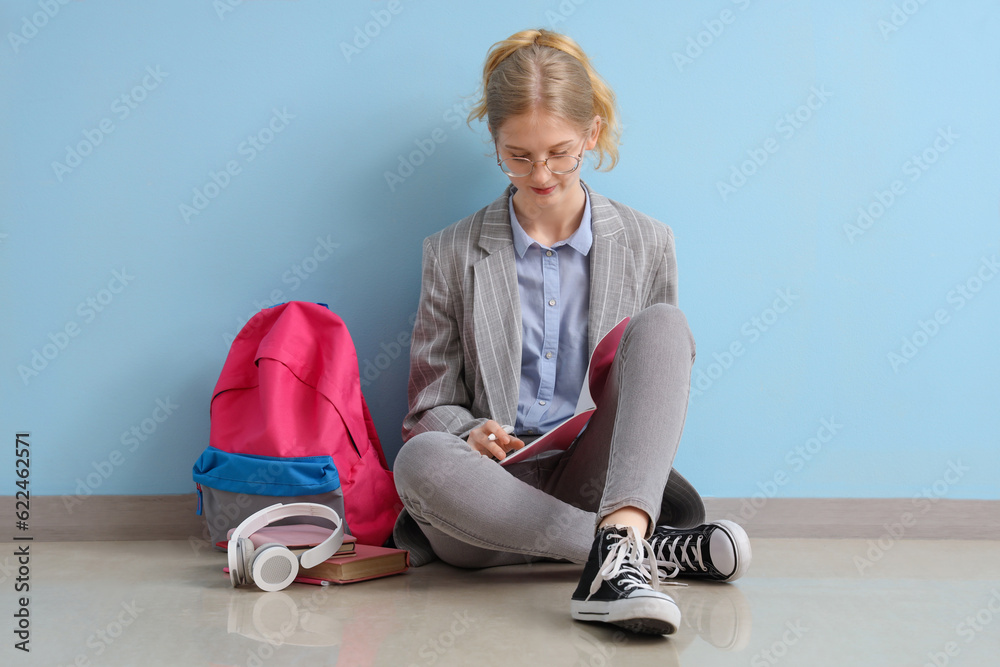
[13,538,999,666]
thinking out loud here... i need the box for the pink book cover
[500,317,629,467]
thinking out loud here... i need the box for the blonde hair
[468,29,621,171]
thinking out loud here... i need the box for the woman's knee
[393,431,466,506]
[628,303,694,352]
[632,302,688,330]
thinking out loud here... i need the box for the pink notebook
[500,317,629,466]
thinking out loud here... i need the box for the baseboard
[2,494,205,542]
[1,495,997,541]
[703,497,1000,540]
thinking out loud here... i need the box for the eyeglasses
[495,141,585,177]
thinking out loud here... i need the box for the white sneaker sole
[713,520,752,582]
[571,595,681,635]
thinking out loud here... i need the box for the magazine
[500,317,629,466]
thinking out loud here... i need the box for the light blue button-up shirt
[509,184,592,436]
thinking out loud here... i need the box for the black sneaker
[570,525,681,635]
[649,520,751,583]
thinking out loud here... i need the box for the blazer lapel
[587,191,638,356]
[472,188,521,427]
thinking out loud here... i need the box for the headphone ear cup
[250,544,299,592]
[231,537,257,587]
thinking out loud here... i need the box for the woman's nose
[529,161,551,184]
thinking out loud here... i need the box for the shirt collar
[509,183,593,259]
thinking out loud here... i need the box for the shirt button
[546,250,553,257]
[539,401,547,406]
[545,352,553,359]
[548,299,556,306]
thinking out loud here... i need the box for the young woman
[393,28,751,636]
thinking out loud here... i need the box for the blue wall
[2,1,997,501]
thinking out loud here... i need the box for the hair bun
[467,29,621,171]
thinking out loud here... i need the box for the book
[294,543,409,585]
[500,317,630,467]
[217,523,357,556]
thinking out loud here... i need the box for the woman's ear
[585,115,601,150]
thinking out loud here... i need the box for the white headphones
[228,502,345,592]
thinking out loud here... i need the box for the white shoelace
[587,526,662,600]
[655,534,706,580]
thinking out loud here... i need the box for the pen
[487,425,515,441]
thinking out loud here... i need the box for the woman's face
[494,110,599,217]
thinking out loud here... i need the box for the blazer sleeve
[644,224,679,308]
[401,237,486,442]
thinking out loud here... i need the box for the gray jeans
[393,303,705,568]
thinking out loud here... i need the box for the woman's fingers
[506,436,526,452]
[468,421,516,460]
[468,423,504,459]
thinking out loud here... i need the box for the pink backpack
[193,302,401,547]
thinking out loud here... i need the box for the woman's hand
[467,420,525,461]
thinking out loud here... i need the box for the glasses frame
[494,139,587,178]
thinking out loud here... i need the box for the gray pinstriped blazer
[402,183,679,442]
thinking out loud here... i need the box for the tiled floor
[4,538,999,666]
